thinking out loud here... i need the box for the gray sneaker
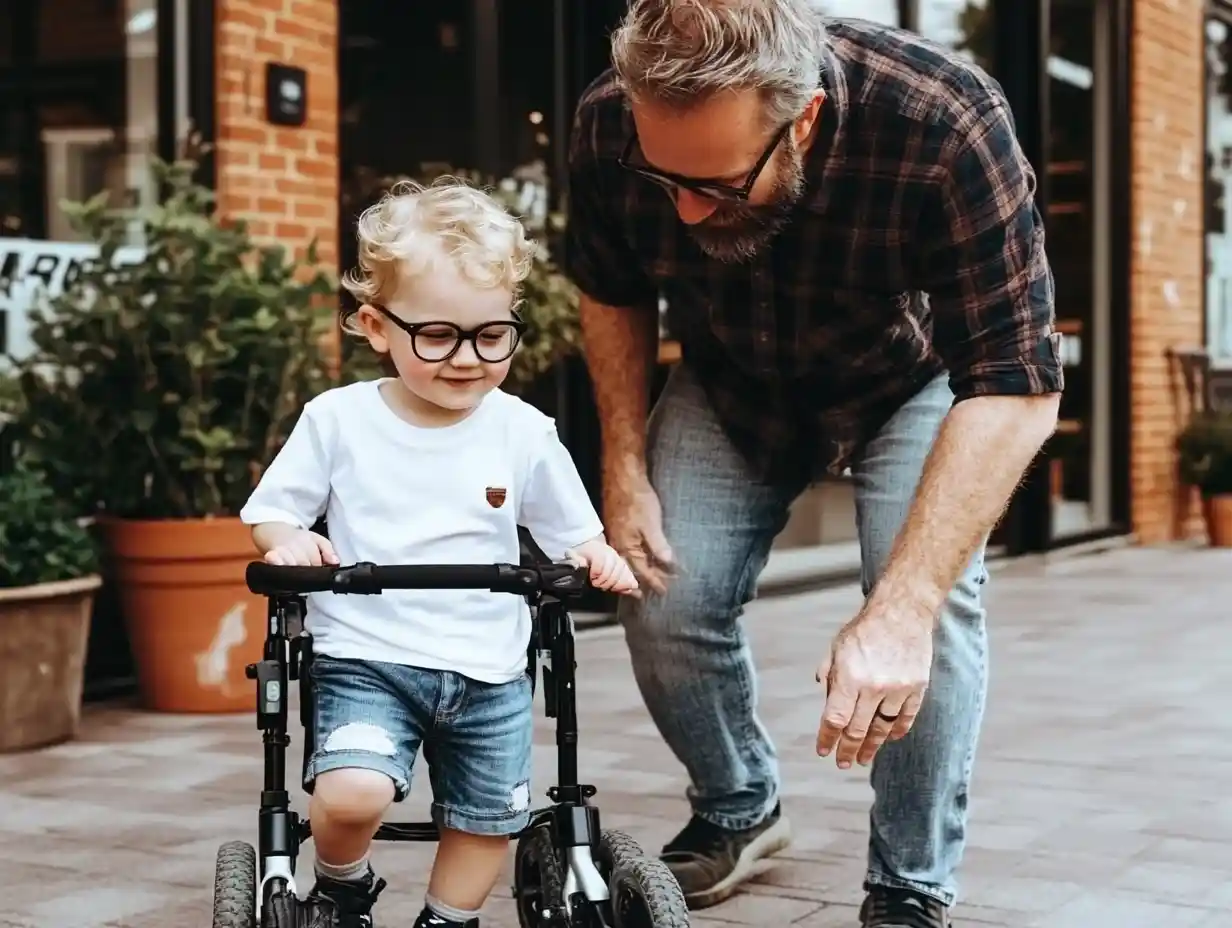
[660,802,792,909]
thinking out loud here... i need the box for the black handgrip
[371,564,501,589]
[245,561,587,597]
[246,562,337,595]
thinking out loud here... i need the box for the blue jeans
[617,366,988,907]
[305,655,535,836]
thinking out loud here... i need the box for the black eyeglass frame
[375,306,527,364]
[617,121,794,202]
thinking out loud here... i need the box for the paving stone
[22,886,169,928]
[1029,891,1215,927]
[791,904,864,926]
[0,547,1230,926]
[678,891,824,924]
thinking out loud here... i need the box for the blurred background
[0,0,1221,704]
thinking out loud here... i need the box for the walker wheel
[595,830,644,880]
[608,855,690,928]
[513,823,565,927]
[213,841,257,928]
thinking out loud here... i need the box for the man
[564,1,1062,926]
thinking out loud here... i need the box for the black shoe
[860,887,949,928]
[302,870,388,928]
[660,802,792,910]
[412,905,479,928]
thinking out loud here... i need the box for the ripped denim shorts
[305,655,534,836]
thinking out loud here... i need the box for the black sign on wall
[266,63,308,127]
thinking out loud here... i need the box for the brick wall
[215,0,339,268]
[1130,0,1206,542]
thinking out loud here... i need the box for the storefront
[0,0,1209,689]
[328,0,1139,557]
[898,0,1202,551]
[908,0,1136,551]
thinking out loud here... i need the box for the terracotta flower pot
[100,516,265,713]
[1202,494,1232,547]
[0,575,101,752]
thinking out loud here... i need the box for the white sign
[0,237,145,361]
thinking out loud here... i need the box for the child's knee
[313,768,395,825]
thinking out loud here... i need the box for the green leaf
[132,409,157,433]
[3,154,338,520]
[0,462,100,587]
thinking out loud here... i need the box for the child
[239,178,638,928]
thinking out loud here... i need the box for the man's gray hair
[611,0,829,125]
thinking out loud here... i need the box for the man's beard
[687,148,806,264]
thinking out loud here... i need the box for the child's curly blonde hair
[340,178,536,337]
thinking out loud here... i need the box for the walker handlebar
[245,561,589,597]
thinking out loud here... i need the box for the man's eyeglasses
[617,122,793,202]
[376,307,526,363]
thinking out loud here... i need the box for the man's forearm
[866,393,1060,623]
[578,294,659,477]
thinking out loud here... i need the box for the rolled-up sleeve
[564,98,659,309]
[915,101,1064,402]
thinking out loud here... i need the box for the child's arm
[251,521,338,566]
[519,427,637,594]
[240,404,338,566]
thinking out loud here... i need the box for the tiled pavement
[1,546,1231,927]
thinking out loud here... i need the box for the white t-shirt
[239,380,604,683]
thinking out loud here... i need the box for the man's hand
[568,538,640,595]
[263,530,339,567]
[815,605,934,769]
[603,469,675,594]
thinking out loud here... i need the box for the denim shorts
[305,655,534,836]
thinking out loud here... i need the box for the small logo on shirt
[485,486,507,508]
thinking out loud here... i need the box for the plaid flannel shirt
[565,18,1062,483]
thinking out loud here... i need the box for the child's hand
[568,539,639,596]
[264,530,339,567]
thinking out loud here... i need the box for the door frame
[1203,0,1232,353]
[989,0,1133,553]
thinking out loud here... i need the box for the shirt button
[758,332,771,343]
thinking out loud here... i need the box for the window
[0,0,160,241]
[1,0,167,364]
[916,0,991,70]
[1206,10,1232,356]
[823,0,901,25]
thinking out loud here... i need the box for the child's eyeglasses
[375,307,527,363]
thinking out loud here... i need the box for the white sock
[425,893,481,924]
[315,855,370,882]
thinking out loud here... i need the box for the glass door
[1046,0,1114,537]
[1206,8,1232,356]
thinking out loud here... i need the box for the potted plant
[0,459,102,750]
[6,157,337,713]
[1177,409,1232,546]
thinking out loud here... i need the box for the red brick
[215,0,338,269]
[1130,0,1205,542]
